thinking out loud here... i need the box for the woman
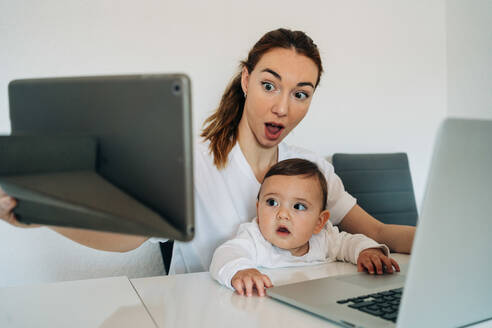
[0,28,415,275]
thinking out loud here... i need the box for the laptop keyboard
[336,287,403,323]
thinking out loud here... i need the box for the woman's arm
[49,226,148,252]
[339,204,415,254]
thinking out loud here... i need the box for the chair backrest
[332,153,418,226]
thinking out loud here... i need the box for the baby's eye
[266,198,278,207]
[261,82,276,92]
[293,203,307,211]
[294,91,308,100]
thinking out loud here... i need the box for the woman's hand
[357,248,400,275]
[0,186,38,228]
[231,268,273,297]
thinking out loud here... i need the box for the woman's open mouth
[265,122,284,141]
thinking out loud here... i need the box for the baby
[210,158,399,296]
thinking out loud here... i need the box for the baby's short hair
[260,158,328,210]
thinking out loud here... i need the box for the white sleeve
[209,225,258,290]
[323,222,389,264]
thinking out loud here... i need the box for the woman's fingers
[1,195,15,213]
[0,187,19,226]
[0,196,40,228]
[1,196,18,224]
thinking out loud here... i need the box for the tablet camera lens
[172,82,181,95]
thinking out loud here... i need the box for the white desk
[131,254,411,328]
[0,276,156,328]
[3,254,491,328]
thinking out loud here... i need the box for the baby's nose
[276,206,290,220]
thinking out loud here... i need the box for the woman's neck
[237,128,278,184]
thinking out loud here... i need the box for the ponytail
[200,72,245,168]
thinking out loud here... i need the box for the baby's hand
[231,268,273,297]
[357,248,400,275]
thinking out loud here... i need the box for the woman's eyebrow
[261,68,314,89]
[297,82,314,89]
[262,68,281,80]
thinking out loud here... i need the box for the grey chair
[332,153,418,226]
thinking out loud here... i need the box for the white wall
[0,0,447,287]
[447,0,492,119]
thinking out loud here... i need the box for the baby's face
[257,174,329,256]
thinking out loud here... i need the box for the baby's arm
[209,224,272,296]
[324,222,397,273]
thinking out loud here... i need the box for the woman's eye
[294,203,307,211]
[266,198,278,207]
[294,91,308,100]
[261,82,275,92]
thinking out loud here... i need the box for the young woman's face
[240,47,319,148]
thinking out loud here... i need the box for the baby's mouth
[276,226,290,236]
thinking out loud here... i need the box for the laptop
[267,118,492,328]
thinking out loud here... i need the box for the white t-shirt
[152,140,356,274]
[210,218,388,289]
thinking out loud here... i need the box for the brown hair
[259,158,328,211]
[201,28,324,168]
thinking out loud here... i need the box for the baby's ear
[314,210,330,234]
